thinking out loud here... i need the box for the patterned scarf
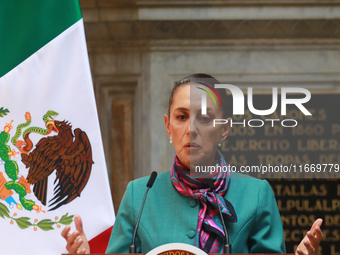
[170,150,237,253]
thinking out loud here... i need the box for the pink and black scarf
[170,150,237,253]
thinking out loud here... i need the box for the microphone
[206,178,231,254]
[147,171,157,188]
[129,171,158,253]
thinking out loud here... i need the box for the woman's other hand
[295,218,323,255]
[61,214,90,254]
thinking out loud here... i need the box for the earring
[170,137,172,144]
[218,140,222,147]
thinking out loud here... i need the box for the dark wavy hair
[168,73,228,118]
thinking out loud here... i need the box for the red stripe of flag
[89,226,113,253]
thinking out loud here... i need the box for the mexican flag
[0,1,115,254]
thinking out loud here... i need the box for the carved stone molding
[137,0,340,7]
[84,19,340,50]
[80,0,340,8]
[86,39,340,54]
[84,20,340,41]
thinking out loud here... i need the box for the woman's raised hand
[295,218,323,255]
[61,214,90,254]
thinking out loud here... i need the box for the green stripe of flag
[0,0,82,78]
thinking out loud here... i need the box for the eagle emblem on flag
[0,109,94,230]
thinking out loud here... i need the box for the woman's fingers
[74,214,84,233]
[69,230,81,245]
[307,218,323,254]
[307,231,319,248]
[77,247,89,254]
[295,219,324,255]
[72,236,85,254]
[303,237,315,255]
[296,247,305,255]
[61,215,90,254]
[65,230,83,253]
[315,226,323,242]
[310,219,323,236]
[61,225,71,240]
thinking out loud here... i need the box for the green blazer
[106,171,286,254]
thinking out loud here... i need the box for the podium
[65,242,294,255]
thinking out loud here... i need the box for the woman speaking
[62,73,323,254]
